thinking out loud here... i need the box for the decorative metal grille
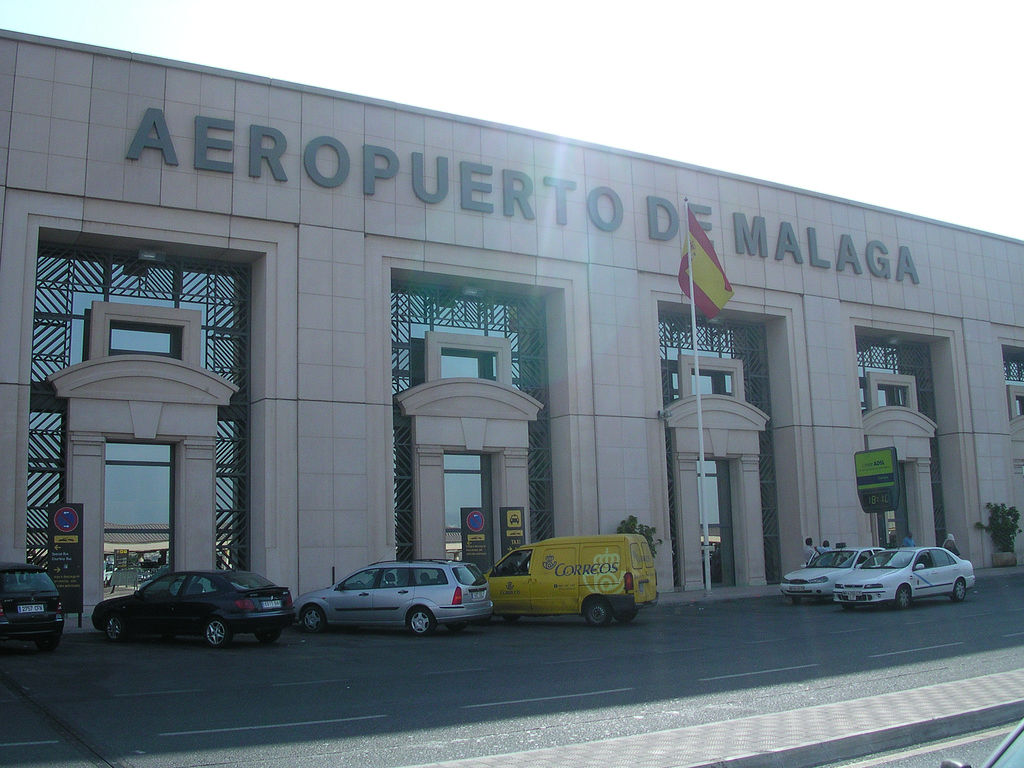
[28,244,251,569]
[857,336,944,540]
[659,312,780,584]
[1004,348,1024,383]
[391,282,551,560]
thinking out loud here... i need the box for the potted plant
[976,502,1021,567]
[616,515,662,557]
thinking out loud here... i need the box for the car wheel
[894,584,913,610]
[406,606,437,636]
[501,614,521,623]
[204,617,233,648]
[35,634,61,651]
[104,614,127,642]
[616,610,638,624]
[446,622,468,633]
[950,577,967,602]
[789,596,803,605]
[582,596,613,627]
[255,628,282,644]
[299,604,326,633]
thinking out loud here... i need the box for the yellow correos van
[486,534,657,626]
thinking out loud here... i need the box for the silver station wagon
[294,560,492,636]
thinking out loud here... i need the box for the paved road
[1,568,1022,767]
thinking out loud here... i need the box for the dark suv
[0,562,64,651]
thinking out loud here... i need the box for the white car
[833,547,975,610]
[779,547,883,604]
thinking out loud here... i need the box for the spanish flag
[678,207,733,319]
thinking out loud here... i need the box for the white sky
[2,0,1021,240]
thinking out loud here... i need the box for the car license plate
[790,587,810,593]
[468,590,485,602]
[18,603,44,614]
[261,599,282,609]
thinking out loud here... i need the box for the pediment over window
[49,356,237,406]
[862,406,936,462]
[396,378,541,421]
[662,394,768,457]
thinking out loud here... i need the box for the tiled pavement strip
[405,668,1024,768]
[407,570,1024,768]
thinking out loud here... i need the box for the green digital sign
[855,447,899,513]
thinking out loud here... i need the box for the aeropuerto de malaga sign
[127,108,921,284]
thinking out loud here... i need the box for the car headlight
[862,583,884,590]
[808,576,828,584]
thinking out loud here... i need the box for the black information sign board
[47,502,84,615]
[460,506,492,572]
[499,506,525,557]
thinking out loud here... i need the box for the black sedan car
[91,570,293,648]
[0,562,64,651]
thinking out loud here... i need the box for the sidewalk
[405,564,1024,768]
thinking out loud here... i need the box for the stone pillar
[178,436,217,570]
[66,430,105,612]
[907,458,935,545]
[674,454,704,591]
[735,455,767,586]
[412,444,445,559]
[497,447,531,543]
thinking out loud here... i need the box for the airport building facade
[2,31,1023,610]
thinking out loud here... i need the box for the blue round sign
[465,510,485,533]
[53,506,80,533]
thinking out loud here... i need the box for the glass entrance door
[699,459,735,586]
[443,454,492,562]
[104,443,172,591]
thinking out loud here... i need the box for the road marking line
[115,689,202,697]
[1004,631,1024,637]
[272,678,351,687]
[699,664,818,682]
[463,687,633,709]
[160,714,386,736]
[869,641,963,658]
[541,657,604,665]
[423,668,488,676]
[0,740,59,747]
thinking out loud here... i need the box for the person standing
[803,537,816,564]
[942,533,961,557]
[902,532,915,547]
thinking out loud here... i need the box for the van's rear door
[630,539,657,603]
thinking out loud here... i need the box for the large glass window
[28,244,251,569]
[104,443,172,584]
[659,311,778,585]
[391,281,551,561]
[441,348,497,380]
[856,336,943,541]
[108,321,182,358]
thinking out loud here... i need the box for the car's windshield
[1,569,56,593]
[862,550,914,569]
[453,563,486,586]
[806,550,856,568]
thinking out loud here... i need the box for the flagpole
[684,199,712,596]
